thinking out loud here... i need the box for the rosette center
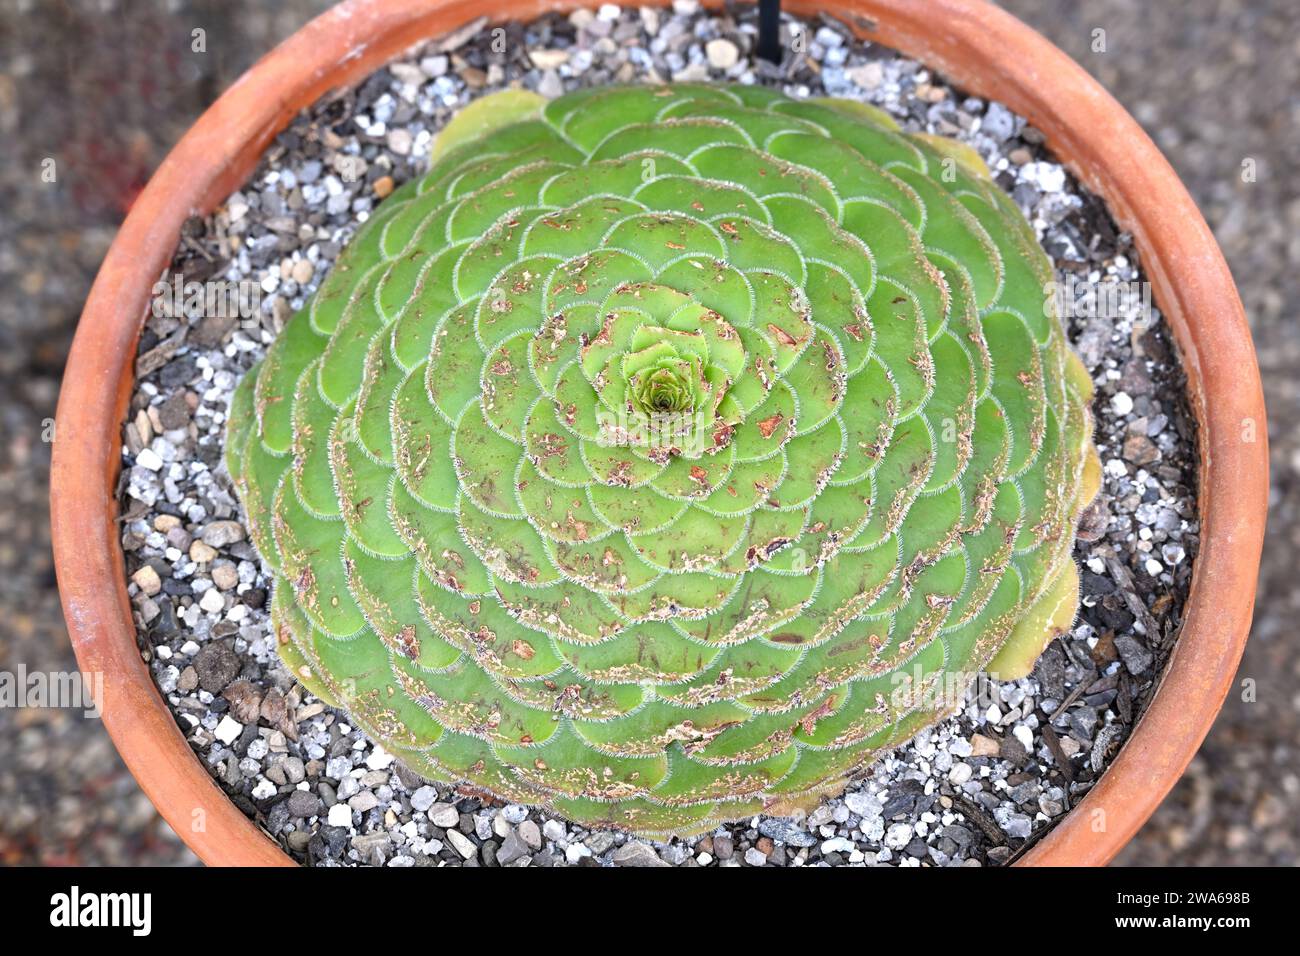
[626,332,705,417]
[584,291,747,460]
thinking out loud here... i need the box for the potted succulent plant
[51,0,1266,867]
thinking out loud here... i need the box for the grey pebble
[444,828,477,860]
[286,790,322,818]
[1115,634,1154,675]
[200,520,245,548]
[427,803,459,828]
[612,841,670,867]
[518,819,542,849]
[757,817,817,847]
[496,827,531,865]
[348,791,379,813]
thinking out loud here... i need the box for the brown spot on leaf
[767,323,800,347]
[396,625,420,660]
[757,413,784,439]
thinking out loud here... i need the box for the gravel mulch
[116,3,1198,866]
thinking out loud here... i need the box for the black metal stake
[757,0,782,65]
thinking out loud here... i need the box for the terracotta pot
[51,0,1267,867]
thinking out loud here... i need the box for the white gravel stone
[705,38,739,70]
[251,778,277,800]
[844,791,882,818]
[428,803,460,828]
[136,447,164,471]
[444,828,476,859]
[884,823,914,849]
[198,588,224,614]
[213,715,242,745]
[542,819,567,843]
[1023,160,1066,193]
[530,48,570,69]
[501,804,529,824]
[565,843,592,864]
[386,128,413,156]
[1013,724,1035,752]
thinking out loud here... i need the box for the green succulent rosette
[226,83,1100,837]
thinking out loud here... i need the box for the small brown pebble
[156,391,192,431]
[373,175,394,198]
[1122,432,1160,466]
[1091,631,1119,663]
[200,520,245,548]
[1000,734,1029,766]
[260,686,298,740]
[712,834,734,859]
[211,562,239,591]
[131,565,162,596]
[190,313,236,349]
[189,540,218,564]
[153,513,181,533]
[223,678,265,723]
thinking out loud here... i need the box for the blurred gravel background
[0,0,1293,866]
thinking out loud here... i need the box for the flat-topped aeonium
[225,83,1100,837]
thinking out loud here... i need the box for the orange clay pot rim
[51,0,1266,867]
